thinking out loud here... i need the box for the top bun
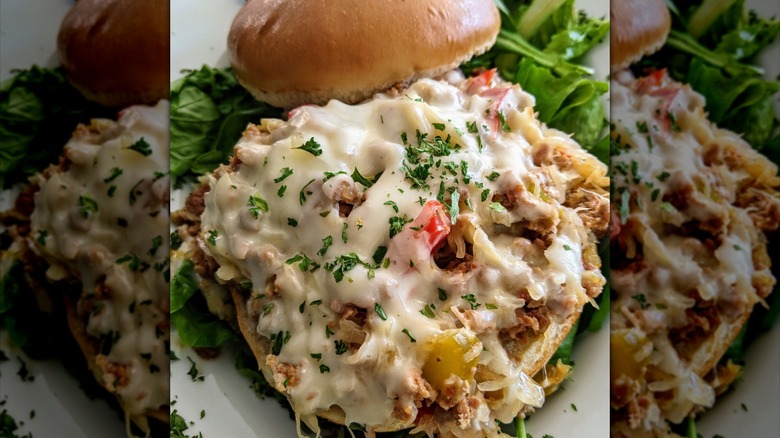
[57,0,169,108]
[228,0,501,109]
[610,0,670,72]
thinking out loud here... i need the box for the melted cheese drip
[30,100,170,418]
[201,78,605,431]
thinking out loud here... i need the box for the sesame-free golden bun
[227,0,501,109]
[57,0,169,107]
[610,0,670,72]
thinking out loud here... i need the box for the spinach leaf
[0,66,113,187]
[543,17,609,61]
[170,259,236,348]
[169,66,282,184]
[169,260,199,313]
[171,301,237,348]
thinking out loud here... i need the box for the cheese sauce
[200,77,607,433]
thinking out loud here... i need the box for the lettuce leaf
[169,66,282,185]
[170,260,236,348]
[0,66,113,188]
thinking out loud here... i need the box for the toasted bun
[610,0,670,72]
[57,0,169,107]
[227,0,500,109]
[62,293,169,431]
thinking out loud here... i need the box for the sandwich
[609,0,779,435]
[171,0,609,436]
[1,0,171,435]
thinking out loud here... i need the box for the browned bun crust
[57,0,169,107]
[513,311,580,377]
[227,0,500,109]
[62,293,169,430]
[610,0,670,72]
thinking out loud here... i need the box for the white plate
[169,1,609,437]
[0,1,128,436]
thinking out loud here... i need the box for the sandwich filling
[196,73,608,436]
[610,70,779,436]
[27,101,171,425]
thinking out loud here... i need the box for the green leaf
[543,17,609,61]
[514,57,606,124]
[169,260,199,313]
[169,66,281,184]
[171,301,236,348]
[686,58,777,123]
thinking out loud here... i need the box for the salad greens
[464,0,609,149]
[635,0,779,151]
[170,260,236,348]
[170,66,282,185]
[0,66,114,188]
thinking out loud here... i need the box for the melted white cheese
[29,100,170,419]
[200,78,606,431]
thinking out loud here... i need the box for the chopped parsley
[319,364,330,373]
[631,294,650,309]
[659,202,677,213]
[341,223,349,243]
[420,305,435,319]
[170,230,183,250]
[247,194,269,218]
[461,294,480,310]
[274,167,294,183]
[187,356,204,381]
[277,185,287,197]
[299,179,315,205]
[207,229,218,246]
[334,340,347,355]
[375,303,388,320]
[148,235,163,256]
[497,110,510,132]
[432,122,446,131]
[36,230,47,247]
[285,253,318,272]
[318,236,333,257]
[296,137,323,156]
[129,179,144,205]
[486,171,500,181]
[287,218,298,227]
[128,137,152,156]
[77,194,98,218]
[351,168,383,188]
[372,246,387,265]
[103,167,123,183]
[270,331,291,355]
[438,288,448,301]
[401,328,416,342]
[388,215,412,238]
[383,200,399,213]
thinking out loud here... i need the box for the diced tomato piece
[417,200,451,252]
[387,200,451,268]
[467,68,496,94]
